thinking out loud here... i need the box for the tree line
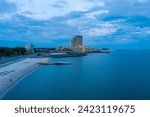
[0,47,27,57]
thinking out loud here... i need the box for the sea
[3,50,150,100]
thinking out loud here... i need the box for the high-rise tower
[71,35,83,51]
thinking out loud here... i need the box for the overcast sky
[0,0,150,48]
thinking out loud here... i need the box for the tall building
[71,35,83,52]
[24,43,34,54]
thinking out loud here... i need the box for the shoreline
[0,58,49,99]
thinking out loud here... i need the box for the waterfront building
[56,46,71,51]
[24,43,34,54]
[71,35,83,52]
[77,45,87,53]
[70,35,101,53]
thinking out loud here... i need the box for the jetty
[38,62,72,65]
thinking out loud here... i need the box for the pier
[38,62,72,65]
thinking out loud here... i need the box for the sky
[0,0,150,49]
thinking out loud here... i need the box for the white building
[24,43,34,54]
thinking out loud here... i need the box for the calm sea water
[3,50,150,100]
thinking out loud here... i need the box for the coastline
[0,58,49,99]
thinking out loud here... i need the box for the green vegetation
[0,47,27,57]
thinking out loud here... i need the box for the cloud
[67,12,119,37]
[104,0,150,17]
[0,0,17,13]
[80,21,119,37]
[0,13,13,20]
[85,27,117,37]
[0,0,150,48]
[0,0,17,20]
[84,10,109,19]
[4,0,105,20]
[133,27,150,35]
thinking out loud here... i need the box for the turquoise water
[3,50,150,100]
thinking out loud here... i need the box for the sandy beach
[0,58,49,99]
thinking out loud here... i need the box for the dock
[38,62,72,65]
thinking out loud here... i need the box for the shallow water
[3,50,150,100]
